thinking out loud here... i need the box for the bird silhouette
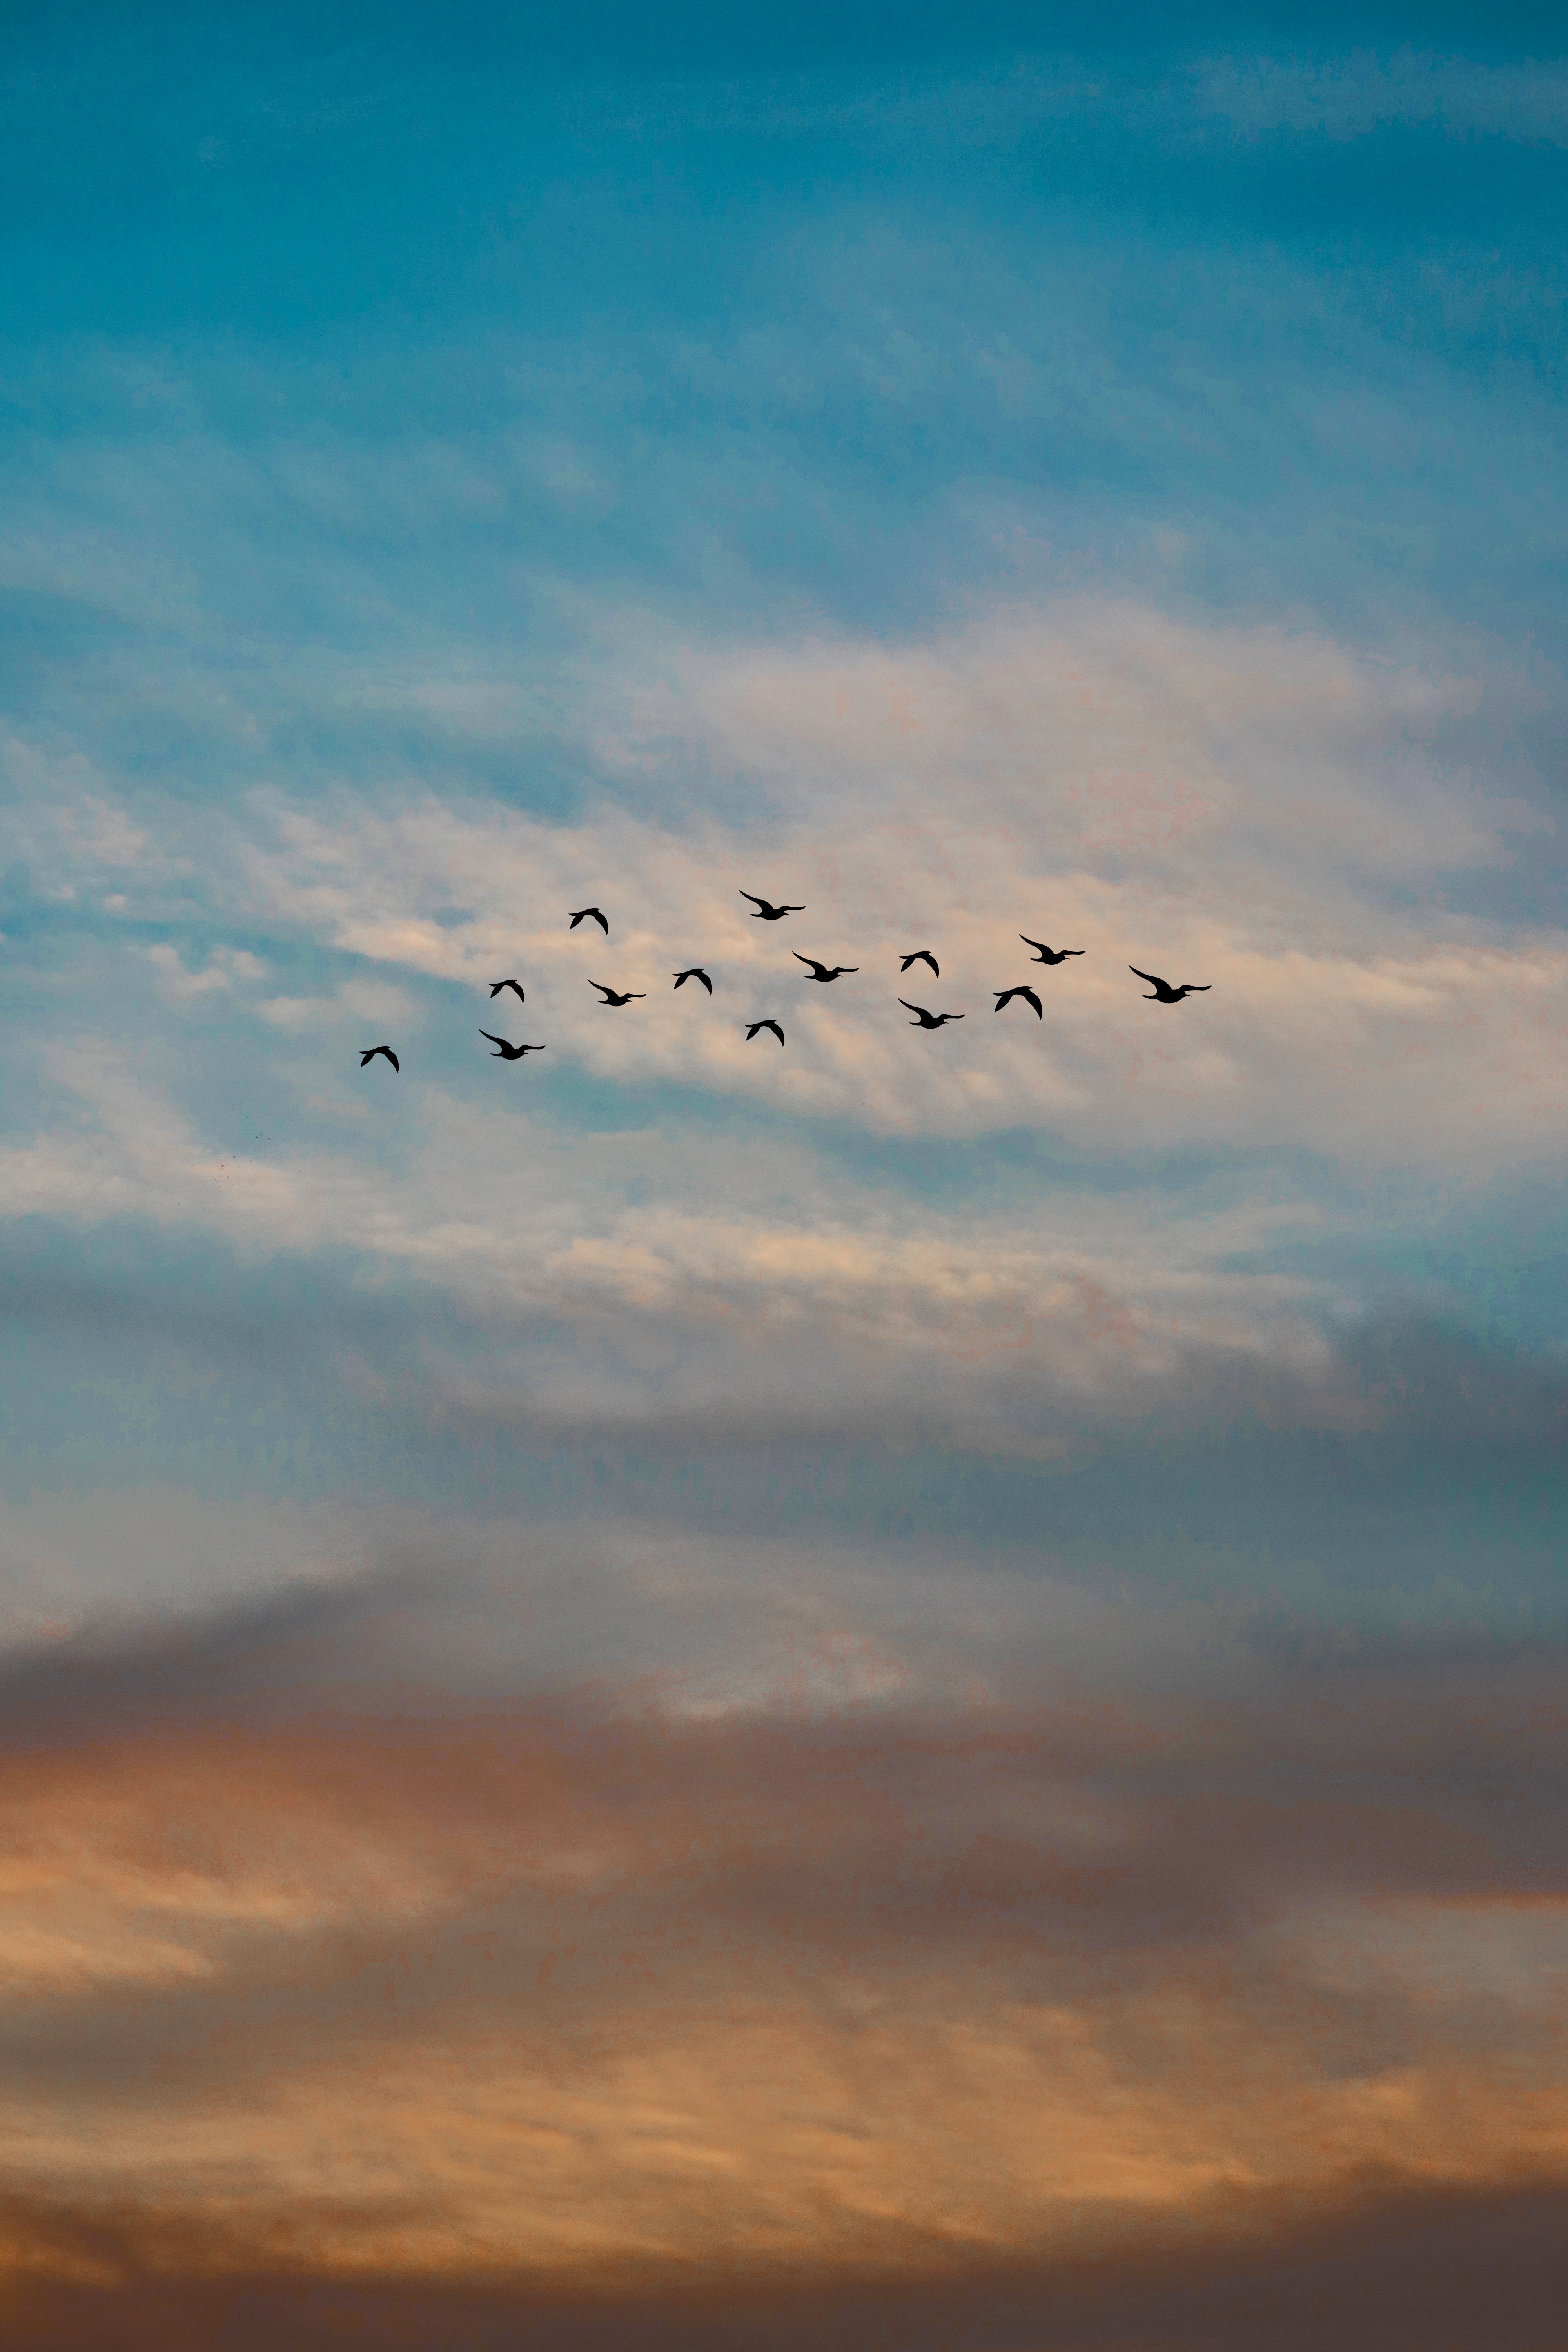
[900,951,940,977]
[900,1001,964,1029]
[673,967,714,993]
[794,954,858,982]
[489,978,526,1003]
[1020,937,1085,965]
[1129,966,1211,1003]
[569,906,609,933]
[994,985,1043,1019]
[481,1031,546,1059]
[589,981,646,1006]
[740,891,804,921]
[746,1019,785,1045]
[359,1046,399,1071]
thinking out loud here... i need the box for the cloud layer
[0,1571,1563,2336]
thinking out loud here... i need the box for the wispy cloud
[0,1584,1563,2312]
[1194,48,1568,147]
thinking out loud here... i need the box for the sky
[1,0,1567,2342]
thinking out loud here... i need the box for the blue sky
[4,9,1567,1643]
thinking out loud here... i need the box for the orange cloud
[0,1646,1564,2338]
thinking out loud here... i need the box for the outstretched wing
[1022,988,1042,1017]
[1128,966,1164,987]
[696,969,713,992]
[386,1049,399,1070]
[739,890,765,909]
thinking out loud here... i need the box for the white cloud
[149,944,268,1000]
[1194,49,1568,147]
[230,599,1564,1166]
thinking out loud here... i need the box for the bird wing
[697,970,713,991]
[767,1022,784,1040]
[386,1051,399,1070]
[1023,989,1042,1017]
[1128,966,1164,986]
[480,1030,506,1045]
[739,891,765,909]
[1020,935,1046,953]
[488,982,503,996]
[898,999,924,1014]
[1185,984,1212,992]
[793,953,820,972]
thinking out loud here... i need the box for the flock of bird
[358,890,1210,1072]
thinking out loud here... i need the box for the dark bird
[794,953,858,982]
[1129,965,1211,1004]
[740,891,804,921]
[673,967,714,993]
[569,906,609,933]
[900,951,940,977]
[359,1046,399,1071]
[1020,937,1085,965]
[481,1031,546,1059]
[746,1019,785,1045]
[489,978,526,1004]
[589,981,646,1006]
[994,985,1044,1019]
[899,1001,964,1029]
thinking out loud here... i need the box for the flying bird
[481,1031,546,1059]
[589,981,646,1006]
[489,978,526,1003]
[793,954,858,982]
[359,1046,399,1071]
[740,891,804,921]
[1129,966,1211,1004]
[900,951,940,977]
[746,1019,785,1044]
[569,906,609,933]
[1020,937,1085,965]
[994,985,1044,1019]
[673,967,714,993]
[899,1001,964,1029]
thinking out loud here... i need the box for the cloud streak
[0,1574,1563,2328]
